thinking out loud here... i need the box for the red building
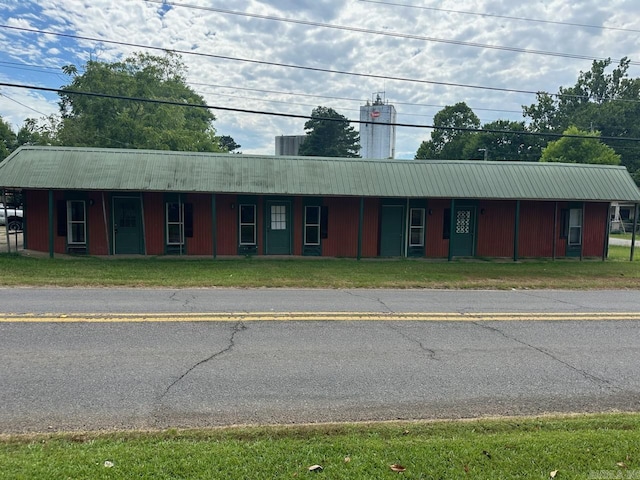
[1,146,639,260]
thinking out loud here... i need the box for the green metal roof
[1,146,639,202]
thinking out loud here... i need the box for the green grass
[611,232,639,241]
[1,414,638,479]
[0,245,638,289]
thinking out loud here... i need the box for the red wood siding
[87,192,110,255]
[519,201,555,258]
[583,202,608,257]
[215,194,237,255]
[142,193,164,255]
[362,198,380,257]
[426,199,449,258]
[20,191,612,260]
[24,190,50,253]
[185,193,212,255]
[323,197,359,257]
[477,200,516,257]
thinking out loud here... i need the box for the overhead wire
[142,0,640,66]
[359,0,640,35]
[3,23,640,108]
[3,81,640,144]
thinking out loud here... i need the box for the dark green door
[380,205,404,256]
[113,197,143,254]
[265,201,291,255]
[451,206,476,257]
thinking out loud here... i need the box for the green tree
[0,116,17,160]
[218,135,241,153]
[16,116,60,147]
[415,102,480,159]
[298,106,360,157]
[540,126,621,165]
[57,52,222,152]
[524,57,640,180]
[462,120,544,161]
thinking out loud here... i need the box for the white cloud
[1,0,640,156]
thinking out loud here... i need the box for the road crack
[169,291,196,311]
[471,320,619,391]
[159,321,246,399]
[386,323,438,360]
[342,290,393,312]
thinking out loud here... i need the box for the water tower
[359,92,397,159]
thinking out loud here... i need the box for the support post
[48,190,54,258]
[513,200,520,262]
[631,203,639,262]
[448,199,455,261]
[580,203,585,261]
[603,202,611,261]
[212,194,217,258]
[357,197,364,260]
[2,189,8,254]
[102,192,110,255]
[552,202,558,260]
[140,194,147,255]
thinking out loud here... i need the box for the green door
[113,197,143,254]
[265,201,291,255]
[380,205,404,256]
[451,206,476,257]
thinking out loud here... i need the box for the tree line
[1,53,639,184]
[0,52,240,157]
[415,58,640,184]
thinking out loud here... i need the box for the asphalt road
[0,288,639,433]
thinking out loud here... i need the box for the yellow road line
[0,312,639,322]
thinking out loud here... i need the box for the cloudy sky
[1,0,640,158]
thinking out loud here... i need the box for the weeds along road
[0,288,639,433]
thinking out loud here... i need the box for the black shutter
[443,209,451,239]
[57,200,67,237]
[560,209,569,239]
[185,203,193,238]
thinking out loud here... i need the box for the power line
[3,81,640,143]
[3,23,634,106]
[0,58,524,115]
[0,91,50,117]
[192,82,523,116]
[0,24,546,97]
[143,0,638,66]
[359,0,640,35]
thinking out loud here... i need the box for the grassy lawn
[611,232,638,241]
[0,245,637,289]
[1,414,638,479]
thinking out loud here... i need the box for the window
[166,202,184,245]
[67,200,86,245]
[271,205,286,230]
[409,208,425,247]
[240,204,256,245]
[568,208,582,246]
[305,206,321,245]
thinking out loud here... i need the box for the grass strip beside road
[1,414,638,479]
[0,245,639,289]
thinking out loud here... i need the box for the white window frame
[409,208,425,247]
[239,204,257,245]
[166,201,185,246]
[67,200,86,245]
[304,205,321,246]
[568,207,582,246]
[271,205,287,230]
